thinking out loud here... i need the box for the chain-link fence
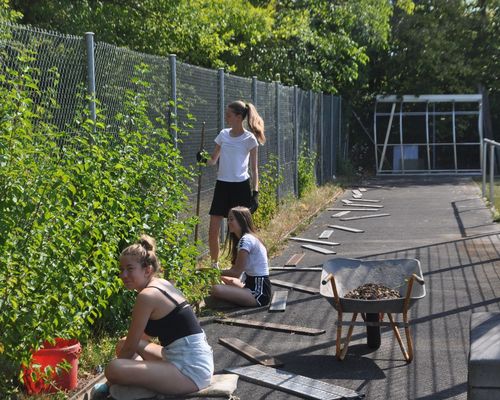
[2,22,345,245]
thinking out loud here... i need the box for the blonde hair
[120,234,161,272]
[228,100,266,145]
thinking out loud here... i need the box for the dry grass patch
[259,183,343,257]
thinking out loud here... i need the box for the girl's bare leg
[220,276,244,287]
[211,284,258,306]
[209,215,223,264]
[105,358,198,395]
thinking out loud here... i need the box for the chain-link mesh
[322,94,332,184]
[177,61,220,243]
[95,41,171,138]
[1,22,343,248]
[279,85,295,198]
[225,73,252,106]
[331,96,342,178]
[3,23,87,137]
[297,88,311,153]
[312,92,321,183]
[255,80,276,168]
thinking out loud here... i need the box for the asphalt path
[200,176,500,400]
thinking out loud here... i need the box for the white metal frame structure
[374,94,483,175]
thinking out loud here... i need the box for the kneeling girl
[211,206,271,307]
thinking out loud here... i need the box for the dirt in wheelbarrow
[344,283,401,300]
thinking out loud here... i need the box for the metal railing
[482,138,500,206]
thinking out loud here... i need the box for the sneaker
[109,384,157,400]
[90,382,109,399]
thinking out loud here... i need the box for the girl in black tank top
[93,235,213,399]
[144,286,202,346]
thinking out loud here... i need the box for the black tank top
[144,286,202,347]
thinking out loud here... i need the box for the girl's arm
[220,249,249,278]
[207,144,221,166]
[116,291,156,359]
[249,147,258,191]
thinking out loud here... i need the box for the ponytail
[228,100,266,145]
[246,103,266,145]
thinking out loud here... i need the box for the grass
[258,183,342,256]
[78,337,116,379]
[473,177,500,221]
[18,182,345,398]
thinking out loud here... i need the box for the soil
[344,283,401,300]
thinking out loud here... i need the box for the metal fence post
[84,32,96,124]
[169,54,177,147]
[339,96,343,164]
[319,93,324,185]
[294,85,299,197]
[482,140,487,197]
[275,79,281,201]
[309,90,313,152]
[330,94,335,180]
[218,68,225,243]
[218,68,225,133]
[490,143,495,205]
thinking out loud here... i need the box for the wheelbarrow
[320,257,425,363]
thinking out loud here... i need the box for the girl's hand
[196,150,209,165]
[249,190,259,213]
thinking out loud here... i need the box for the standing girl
[211,206,271,307]
[93,235,213,400]
[201,100,266,268]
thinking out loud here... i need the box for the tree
[252,0,397,92]
[10,0,408,93]
[11,0,274,72]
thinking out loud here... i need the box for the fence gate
[374,94,483,175]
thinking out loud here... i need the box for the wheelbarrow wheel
[366,313,381,349]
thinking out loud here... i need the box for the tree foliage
[337,1,500,174]
[11,0,274,72]
[370,1,500,96]
[15,0,498,102]
[10,0,404,93]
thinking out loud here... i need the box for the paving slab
[201,176,500,400]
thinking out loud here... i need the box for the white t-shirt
[215,128,258,182]
[238,233,269,277]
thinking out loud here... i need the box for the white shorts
[161,332,214,390]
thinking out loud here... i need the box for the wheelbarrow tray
[320,257,426,313]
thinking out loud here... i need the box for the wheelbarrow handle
[403,273,424,312]
[322,273,334,285]
[411,273,424,285]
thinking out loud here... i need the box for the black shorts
[244,275,272,307]
[209,179,252,218]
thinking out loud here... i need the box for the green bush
[0,52,207,396]
[297,145,316,198]
[253,154,283,229]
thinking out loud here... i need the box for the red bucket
[23,338,81,394]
